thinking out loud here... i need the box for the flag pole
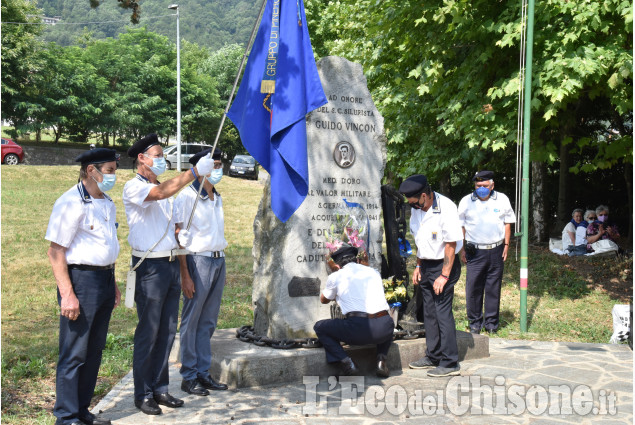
[519,0,535,332]
[186,0,268,230]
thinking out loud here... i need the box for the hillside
[36,0,261,51]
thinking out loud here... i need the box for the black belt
[346,310,389,319]
[68,264,115,271]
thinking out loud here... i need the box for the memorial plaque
[252,56,387,339]
[287,277,321,298]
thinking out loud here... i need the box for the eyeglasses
[598,213,608,216]
[588,216,597,220]
[144,153,164,159]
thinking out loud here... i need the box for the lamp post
[168,4,182,171]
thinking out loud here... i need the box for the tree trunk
[438,173,451,198]
[625,163,633,248]
[531,161,548,243]
[35,128,42,143]
[53,126,62,143]
[557,138,570,224]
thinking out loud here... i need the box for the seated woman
[561,208,585,253]
[587,205,620,249]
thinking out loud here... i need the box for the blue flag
[227,0,327,222]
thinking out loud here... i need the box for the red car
[1,138,24,165]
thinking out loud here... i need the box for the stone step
[203,328,489,388]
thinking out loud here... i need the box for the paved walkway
[94,338,632,425]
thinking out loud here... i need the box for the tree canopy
[307,0,632,183]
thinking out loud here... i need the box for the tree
[178,40,222,144]
[199,43,245,159]
[1,0,44,137]
[306,0,632,239]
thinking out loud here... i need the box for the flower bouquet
[382,277,408,304]
[383,276,408,327]
[324,204,369,267]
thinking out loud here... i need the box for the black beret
[398,174,429,198]
[75,148,117,165]
[189,148,222,165]
[331,244,358,264]
[127,133,160,158]
[472,170,494,181]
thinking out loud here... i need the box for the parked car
[1,138,24,165]
[229,155,259,180]
[164,143,212,170]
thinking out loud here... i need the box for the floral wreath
[324,201,369,263]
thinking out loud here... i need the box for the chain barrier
[235,325,426,349]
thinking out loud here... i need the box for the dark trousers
[465,244,504,331]
[314,315,394,363]
[132,257,180,401]
[54,268,115,425]
[179,256,226,381]
[419,256,460,368]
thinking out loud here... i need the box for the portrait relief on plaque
[333,141,355,168]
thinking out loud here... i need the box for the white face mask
[145,156,166,176]
[207,168,223,185]
[93,168,117,192]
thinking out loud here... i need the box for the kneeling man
[314,245,394,377]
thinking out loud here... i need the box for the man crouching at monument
[313,245,394,378]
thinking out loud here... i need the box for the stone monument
[252,56,387,339]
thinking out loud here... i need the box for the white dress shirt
[122,174,180,252]
[46,183,120,266]
[174,184,228,253]
[322,263,389,315]
[458,190,516,244]
[410,192,464,260]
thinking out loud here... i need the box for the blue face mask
[93,168,116,192]
[207,168,223,185]
[475,186,491,199]
[146,156,166,176]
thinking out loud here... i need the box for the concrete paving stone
[401,415,462,424]
[452,413,519,425]
[582,419,632,425]
[495,340,559,351]
[528,365,604,385]
[609,350,634,361]
[463,355,533,369]
[596,379,633,395]
[461,366,529,381]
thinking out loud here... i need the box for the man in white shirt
[174,148,229,396]
[458,170,516,335]
[122,134,215,416]
[46,148,120,425]
[314,245,394,378]
[399,174,463,377]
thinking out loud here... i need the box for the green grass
[1,164,632,424]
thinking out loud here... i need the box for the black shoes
[181,379,210,396]
[375,360,390,378]
[338,357,360,376]
[469,327,481,334]
[135,393,184,415]
[154,392,184,408]
[134,397,162,415]
[78,412,111,425]
[198,375,228,391]
[408,356,438,369]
